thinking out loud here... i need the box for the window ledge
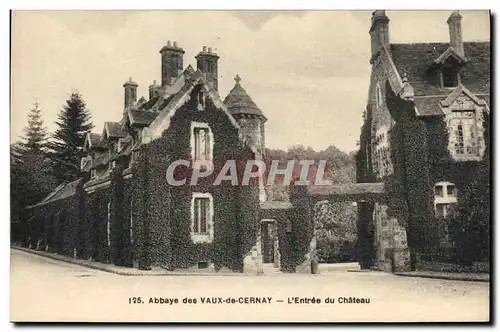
[190,233,213,244]
[452,155,482,162]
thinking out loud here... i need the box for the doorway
[261,220,275,264]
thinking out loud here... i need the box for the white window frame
[190,121,214,165]
[190,192,214,244]
[434,181,458,219]
[450,110,479,158]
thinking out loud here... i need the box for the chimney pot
[208,47,212,53]
[203,46,207,52]
[167,40,171,47]
[173,41,178,47]
[153,80,157,85]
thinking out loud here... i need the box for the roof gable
[105,121,127,139]
[433,46,467,66]
[440,84,488,108]
[85,132,106,150]
[143,69,240,144]
[128,109,159,127]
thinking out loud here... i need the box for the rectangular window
[442,68,459,88]
[446,185,456,197]
[190,193,214,243]
[194,127,210,161]
[435,204,446,218]
[451,110,478,157]
[434,185,444,197]
[193,197,210,234]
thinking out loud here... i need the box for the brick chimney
[195,46,219,91]
[159,41,185,86]
[123,77,138,108]
[447,11,464,57]
[369,10,390,63]
[148,80,160,100]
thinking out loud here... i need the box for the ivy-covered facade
[23,42,315,274]
[357,11,490,271]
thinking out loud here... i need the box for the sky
[10,10,490,153]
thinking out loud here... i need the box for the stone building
[357,10,490,271]
[25,42,299,274]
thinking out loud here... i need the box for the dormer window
[442,66,459,88]
[440,57,461,89]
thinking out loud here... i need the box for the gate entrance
[307,183,386,271]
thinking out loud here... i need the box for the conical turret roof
[223,75,266,119]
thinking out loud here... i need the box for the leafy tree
[47,92,94,183]
[265,145,358,263]
[20,102,48,154]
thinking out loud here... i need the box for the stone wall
[373,203,410,272]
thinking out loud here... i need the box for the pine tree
[20,102,48,154]
[47,92,94,183]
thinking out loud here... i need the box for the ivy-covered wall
[287,184,314,273]
[131,83,261,271]
[26,179,85,258]
[424,109,491,264]
[23,83,264,273]
[383,80,491,267]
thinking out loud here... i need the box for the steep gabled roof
[128,109,159,127]
[144,69,241,143]
[85,132,106,150]
[104,121,127,139]
[390,42,490,96]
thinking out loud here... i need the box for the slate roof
[105,121,127,138]
[128,110,159,127]
[88,133,106,149]
[413,96,445,117]
[30,179,82,208]
[390,42,491,97]
[223,81,266,119]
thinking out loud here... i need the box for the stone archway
[305,182,410,273]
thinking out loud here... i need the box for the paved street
[10,249,490,323]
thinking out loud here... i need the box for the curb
[11,246,243,277]
[393,272,489,282]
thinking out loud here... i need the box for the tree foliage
[47,92,94,183]
[11,103,56,243]
[20,102,48,154]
